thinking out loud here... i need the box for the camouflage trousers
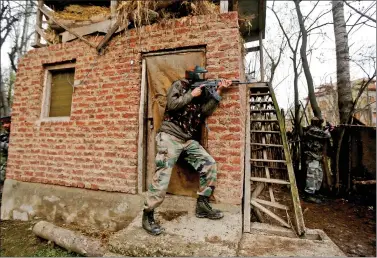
[144,132,217,211]
[0,159,6,184]
[304,159,323,194]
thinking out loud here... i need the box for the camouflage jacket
[303,125,331,160]
[160,79,220,141]
[0,131,9,155]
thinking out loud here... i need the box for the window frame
[40,63,76,122]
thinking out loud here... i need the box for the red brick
[8,12,244,205]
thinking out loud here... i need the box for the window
[41,63,75,120]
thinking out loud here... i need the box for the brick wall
[8,12,246,205]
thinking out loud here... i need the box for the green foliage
[33,246,81,257]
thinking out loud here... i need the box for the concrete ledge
[1,179,143,231]
[250,222,326,240]
[239,225,345,257]
[108,195,242,257]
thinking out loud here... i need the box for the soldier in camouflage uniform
[142,66,232,235]
[0,116,11,186]
[302,117,331,203]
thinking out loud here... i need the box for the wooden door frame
[137,48,207,193]
[137,59,148,193]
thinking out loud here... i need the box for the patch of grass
[0,220,82,257]
[34,246,81,257]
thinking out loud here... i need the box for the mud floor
[301,198,376,257]
[0,198,375,257]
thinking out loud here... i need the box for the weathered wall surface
[7,12,245,204]
[1,179,144,230]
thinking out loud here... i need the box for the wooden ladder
[243,82,306,236]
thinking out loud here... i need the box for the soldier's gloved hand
[191,85,204,97]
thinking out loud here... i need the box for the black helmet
[186,65,207,82]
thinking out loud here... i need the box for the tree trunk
[332,1,353,124]
[294,0,322,119]
[332,1,353,193]
[0,76,10,117]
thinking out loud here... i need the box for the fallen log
[33,221,106,257]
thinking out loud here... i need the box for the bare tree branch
[303,1,320,22]
[307,9,333,31]
[344,1,376,23]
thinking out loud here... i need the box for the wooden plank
[61,19,115,42]
[251,183,265,199]
[250,109,276,113]
[250,119,278,122]
[31,42,47,48]
[250,143,283,147]
[35,26,52,45]
[251,183,265,222]
[250,93,271,96]
[220,0,229,13]
[268,83,306,236]
[40,70,51,118]
[46,62,76,71]
[38,5,97,48]
[259,30,265,82]
[251,130,280,134]
[32,0,44,48]
[253,198,289,210]
[252,165,287,170]
[246,82,269,88]
[111,0,118,18]
[143,48,205,57]
[251,200,290,228]
[250,159,286,163]
[250,177,290,184]
[243,88,252,233]
[261,121,275,202]
[96,20,120,53]
[137,59,147,193]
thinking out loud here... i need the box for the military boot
[142,209,163,236]
[195,195,224,220]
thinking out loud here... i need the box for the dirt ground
[0,220,81,257]
[0,198,375,257]
[301,198,376,257]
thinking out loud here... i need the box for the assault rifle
[190,80,249,101]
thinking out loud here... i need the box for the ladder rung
[251,130,280,134]
[252,198,289,210]
[252,165,287,170]
[247,82,269,87]
[250,159,287,163]
[250,119,278,122]
[250,177,290,184]
[250,109,276,113]
[250,101,274,104]
[251,143,283,147]
[250,93,271,96]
